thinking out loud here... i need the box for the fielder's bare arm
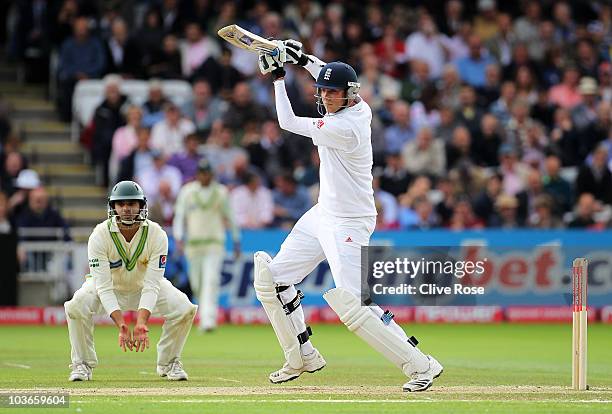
[64,181,197,381]
[254,41,443,392]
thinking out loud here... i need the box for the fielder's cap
[15,169,41,189]
[578,77,598,95]
[197,158,213,172]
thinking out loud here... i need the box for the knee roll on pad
[253,251,305,370]
[323,287,428,375]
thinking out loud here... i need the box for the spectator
[222,82,269,131]
[549,66,582,109]
[400,196,438,230]
[568,193,599,229]
[550,107,581,166]
[373,170,399,229]
[473,173,503,223]
[514,1,542,59]
[8,169,39,217]
[528,194,563,229]
[91,75,128,187]
[180,22,220,78]
[13,0,52,82]
[455,34,495,88]
[1,151,27,197]
[575,39,600,79]
[142,80,170,128]
[402,127,445,179]
[230,172,274,229]
[455,85,484,135]
[0,192,18,306]
[137,151,182,206]
[243,121,296,181]
[490,80,516,127]
[434,105,460,143]
[575,144,612,205]
[117,127,154,182]
[485,13,515,67]
[160,0,184,34]
[489,194,523,228]
[405,14,447,79]
[437,0,464,37]
[446,126,474,170]
[15,187,70,241]
[147,180,176,226]
[271,173,312,228]
[201,123,248,185]
[102,17,140,77]
[571,77,600,133]
[384,100,416,153]
[472,113,502,167]
[379,152,412,197]
[190,46,244,96]
[167,133,202,183]
[473,0,499,42]
[542,155,572,214]
[148,34,183,79]
[448,197,484,230]
[133,8,164,71]
[57,16,106,121]
[505,99,538,153]
[515,168,547,224]
[109,105,141,184]
[530,88,557,130]
[477,63,501,108]
[498,144,529,196]
[438,65,462,111]
[182,79,226,136]
[150,102,196,157]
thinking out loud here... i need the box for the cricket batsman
[64,181,197,381]
[173,159,241,332]
[254,41,443,391]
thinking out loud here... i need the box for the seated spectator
[528,194,563,229]
[400,196,439,230]
[455,34,495,88]
[150,102,196,157]
[142,80,170,128]
[455,85,484,135]
[103,17,140,77]
[549,66,582,109]
[133,8,164,71]
[568,193,599,229]
[57,16,106,122]
[373,170,399,229]
[180,22,220,78]
[117,127,154,182]
[498,144,529,196]
[488,194,523,228]
[0,192,18,306]
[515,168,547,224]
[379,152,412,197]
[109,105,141,184]
[571,77,599,133]
[91,75,128,187]
[148,34,183,79]
[182,79,226,135]
[272,173,312,228]
[222,82,270,131]
[445,126,474,170]
[489,81,516,127]
[447,197,484,230]
[434,105,460,143]
[433,177,456,226]
[1,151,27,196]
[530,88,557,130]
[542,155,572,214]
[230,172,274,229]
[437,65,462,111]
[550,107,581,166]
[402,127,445,179]
[505,99,538,153]
[476,63,502,108]
[472,113,502,167]
[136,151,182,206]
[400,60,432,104]
[575,144,612,205]
[15,187,70,241]
[9,169,40,217]
[13,0,52,82]
[473,173,503,223]
[167,133,202,183]
[405,14,446,79]
[147,180,176,226]
[190,46,244,96]
[384,100,416,153]
[201,123,248,185]
[243,120,295,181]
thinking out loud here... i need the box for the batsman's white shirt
[270,74,376,295]
[87,218,168,315]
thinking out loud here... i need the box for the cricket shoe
[269,348,326,383]
[157,358,188,381]
[402,355,443,392]
[68,362,93,381]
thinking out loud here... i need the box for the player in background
[173,159,241,332]
[254,41,443,392]
[64,181,197,381]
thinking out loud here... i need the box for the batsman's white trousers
[268,204,376,296]
[185,246,224,330]
[64,277,197,368]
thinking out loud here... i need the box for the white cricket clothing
[273,80,377,218]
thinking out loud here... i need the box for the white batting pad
[323,287,429,376]
[253,251,304,370]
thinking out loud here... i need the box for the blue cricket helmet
[314,61,360,114]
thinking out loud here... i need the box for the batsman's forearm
[110,310,126,328]
[273,80,312,136]
[303,55,326,80]
[136,308,151,325]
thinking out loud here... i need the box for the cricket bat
[217,24,279,56]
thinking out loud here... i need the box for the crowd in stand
[3,0,612,233]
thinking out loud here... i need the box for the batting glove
[283,39,309,66]
[258,52,286,80]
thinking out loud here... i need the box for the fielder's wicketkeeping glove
[258,52,285,80]
[283,39,309,66]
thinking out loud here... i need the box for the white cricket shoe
[68,362,93,381]
[269,348,326,383]
[402,355,443,392]
[157,359,188,381]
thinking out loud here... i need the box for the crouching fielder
[254,41,443,392]
[64,181,197,381]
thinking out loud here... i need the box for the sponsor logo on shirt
[109,259,122,269]
[159,255,167,269]
[316,119,325,129]
[89,258,99,268]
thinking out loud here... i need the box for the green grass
[0,324,611,413]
